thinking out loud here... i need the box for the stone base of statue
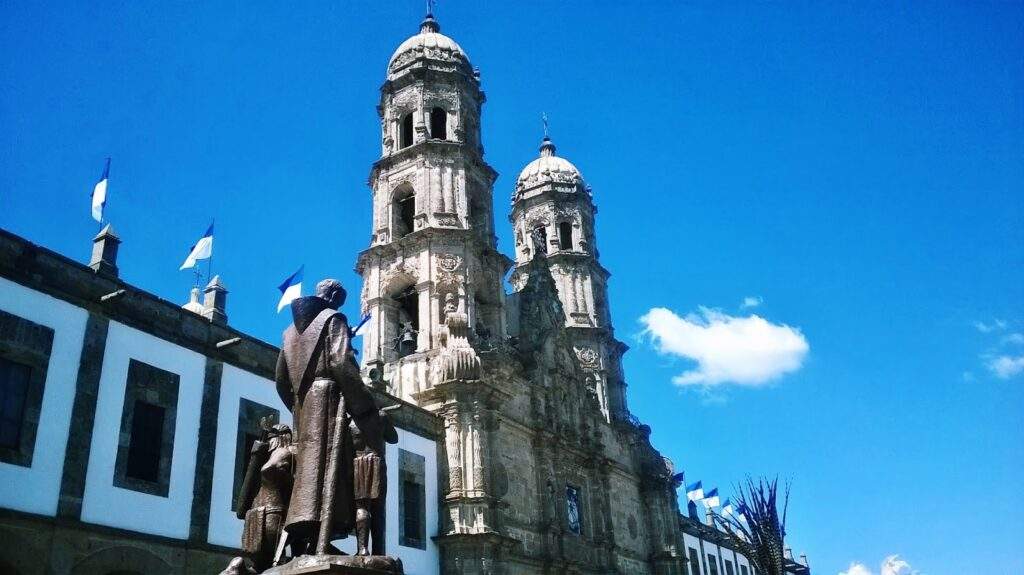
[262,554,404,575]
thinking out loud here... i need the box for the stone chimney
[202,275,228,325]
[89,224,120,277]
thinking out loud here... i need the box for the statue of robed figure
[267,279,400,574]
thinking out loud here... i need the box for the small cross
[542,112,549,138]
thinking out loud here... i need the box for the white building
[0,226,442,574]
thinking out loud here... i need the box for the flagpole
[207,219,214,286]
[102,157,110,227]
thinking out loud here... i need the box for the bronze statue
[261,278,403,574]
[275,279,378,555]
[236,421,295,572]
[351,406,398,555]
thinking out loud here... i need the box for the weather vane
[426,0,435,16]
[542,112,549,138]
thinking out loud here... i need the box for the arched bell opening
[429,107,448,140]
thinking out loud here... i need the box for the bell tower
[356,12,509,401]
[509,135,629,421]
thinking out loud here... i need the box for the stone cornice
[367,139,497,186]
[381,65,482,102]
[355,227,512,275]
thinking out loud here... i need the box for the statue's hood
[291,296,331,333]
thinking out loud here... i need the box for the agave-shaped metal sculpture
[711,477,789,575]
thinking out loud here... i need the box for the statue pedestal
[263,554,403,575]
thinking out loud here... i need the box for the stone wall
[0,508,235,575]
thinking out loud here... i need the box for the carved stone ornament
[438,253,463,272]
[555,204,581,220]
[382,261,419,292]
[436,213,461,227]
[435,311,481,382]
[576,346,599,366]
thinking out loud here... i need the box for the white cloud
[839,555,919,575]
[987,354,1024,379]
[974,319,1007,333]
[839,563,873,575]
[639,307,809,387]
[741,296,763,309]
[881,555,918,575]
[1004,332,1024,345]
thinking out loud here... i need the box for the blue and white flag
[704,487,721,508]
[180,221,214,270]
[722,498,735,517]
[353,313,372,337]
[686,481,704,502]
[277,265,304,312]
[91,158,110,222]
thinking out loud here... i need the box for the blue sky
[2,2,1021,573]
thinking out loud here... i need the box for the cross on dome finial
[539,112,556,156]
[421,0,440,33]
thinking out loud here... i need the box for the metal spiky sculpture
[711,477,789,575]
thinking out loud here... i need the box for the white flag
[91,158,110,222]
[180,222,214,270]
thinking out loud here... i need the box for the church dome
[516,137,584,191]
[388,14,471,75]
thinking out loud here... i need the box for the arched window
[558,221,573,250]
[394,286,419,358]
[531,225,548,255]
[393,187,416,238]
[400,113,414,148]
[430,107,447,140]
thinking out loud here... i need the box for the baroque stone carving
[576,346,599,367]
[436,213,460,227]
[435,294,481,382]
[438,253,462,272]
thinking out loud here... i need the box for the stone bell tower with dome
[509,135,630,422]
[355,11,510,397]
[355,12,521,572]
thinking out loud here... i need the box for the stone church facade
[355,13,686,575]
[0,11,815,575]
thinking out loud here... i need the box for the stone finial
[420,12,440,34]
[539,136,556,158]
[182,286,204,315]
[705,509,713,526]
[785,548,794,561]
[435,304,481,382]
[799,553,809,566]
[89,224,120,277]
[202,275,228,324]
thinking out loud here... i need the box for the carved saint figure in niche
[236,421,294,572]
